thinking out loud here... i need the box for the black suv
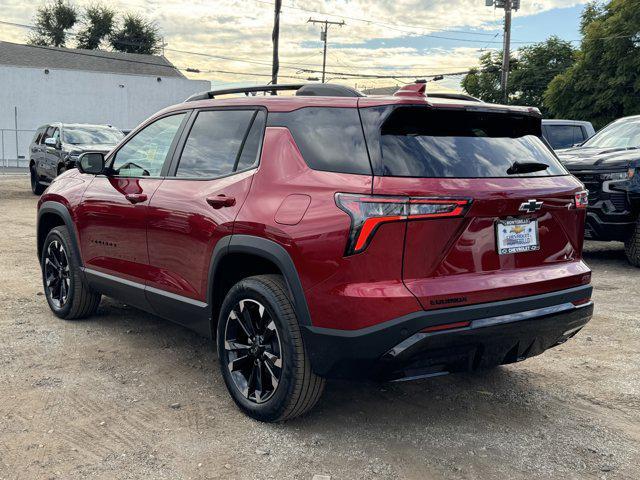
[29,123,124,194]
[557,115,640,265]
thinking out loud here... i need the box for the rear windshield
[361,106,567,178]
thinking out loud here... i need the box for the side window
[546,125,575,149]
[33,127,46,144]
[51,128,60,144]
[236,110,266,171]
[111,113,185,177]
[176,109,256,178]
[43,126,55,143]
[267,107,371,175]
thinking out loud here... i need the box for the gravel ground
[0,176,639,480]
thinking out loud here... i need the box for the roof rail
[186,84,305,102]
[185,83,364,102]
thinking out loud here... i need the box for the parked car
[29,123,124,195]
[556,115,640,265]
[36,83,593,422]
[542,119,595,150]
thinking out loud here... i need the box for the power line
[251,0,503,38]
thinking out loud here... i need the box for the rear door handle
[206,195,236,209]
[125,193,148,204]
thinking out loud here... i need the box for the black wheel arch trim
[37,201,84,268]
[207,234,312,327]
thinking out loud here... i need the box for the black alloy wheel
[217,275,325,422]
[223,298,283,404]
[44,239,71,309]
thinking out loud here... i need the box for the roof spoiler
[185,83,364,102]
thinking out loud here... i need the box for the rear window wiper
[507,161,549,175]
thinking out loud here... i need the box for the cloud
[0,0,590,89]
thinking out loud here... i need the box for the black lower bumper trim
[302,285,593,380]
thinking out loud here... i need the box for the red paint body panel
[234,128,423,329]
[146,170,255,301]
[373,176,590,311]
[75,176,163,283]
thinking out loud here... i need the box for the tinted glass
[176,110,255,178]
[363,106,566,178]
[268,107,371,175]
[545,125,583,149]
[63,126,124,145]
[236,111,266,171]
[111,113,185,177]
[583,118,640,148]
[33,127,46,144]
[43,126,55,143]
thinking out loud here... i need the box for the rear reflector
[336,193,471,255]
[572,297,591,306]
[420,321,471,333]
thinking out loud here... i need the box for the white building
[0,41,210,167]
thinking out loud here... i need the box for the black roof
[0,40,184,78]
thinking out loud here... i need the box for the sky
[0,0,591,91]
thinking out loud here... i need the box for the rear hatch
[359,101,591,310]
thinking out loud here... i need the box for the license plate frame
[495,218,540,255]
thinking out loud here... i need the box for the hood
[556,146,640,171]
[65,143,115,155]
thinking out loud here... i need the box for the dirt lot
[0,175,639,480]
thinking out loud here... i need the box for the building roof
[0,40,184,78]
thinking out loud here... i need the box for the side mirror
[44,137,58,148]
[78,152,105,175]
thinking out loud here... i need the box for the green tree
[28,0,77,47]
[509,36,576,115]
[461,51,509,104]
[76,4,115,50]
[545,0,640,128]
[110,13,162,54]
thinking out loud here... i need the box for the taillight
[335,193,472,255]
[574,190,588,209]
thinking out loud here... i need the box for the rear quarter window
[267,107,372,175]
[361,106,567,178]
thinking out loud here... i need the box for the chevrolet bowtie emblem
[519,199,543,213]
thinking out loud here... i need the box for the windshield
[62,126,124,145]
[583,118,640,149]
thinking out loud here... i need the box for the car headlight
[600,171,630,181]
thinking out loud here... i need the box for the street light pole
[307,18,345,83]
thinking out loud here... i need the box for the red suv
[37,83,594,422]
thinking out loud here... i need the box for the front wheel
[624,217,640,267]
[42,226,101,319]
[217,275,325,422]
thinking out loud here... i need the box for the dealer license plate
[496,218,539,255]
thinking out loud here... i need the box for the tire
[624,217,640,267]
[57,164,66,177]
[30,165,45,195]
[217,274,325,422]
[41,226,101,319]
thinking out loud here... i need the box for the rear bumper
[302,285,593,380]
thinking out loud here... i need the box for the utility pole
[307,18,345,83]
[486,0,520,103]
[271,0,282,88]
